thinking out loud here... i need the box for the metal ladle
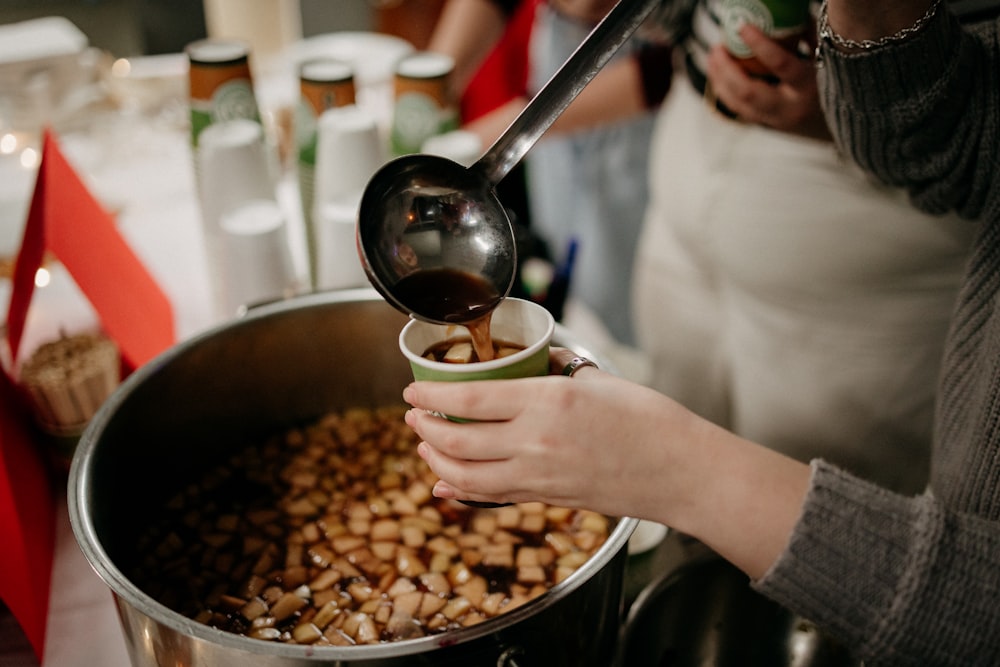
[357,0,662,325]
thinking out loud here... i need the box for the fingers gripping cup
[399,297,555,507]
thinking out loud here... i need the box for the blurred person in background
[630,0,974,493]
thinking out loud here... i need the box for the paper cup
[399,298,554,383]
[421,129,483,168]
[196,119,278,227]
[217,199,296,314]
[400,297,553,507]
[314,199,368,291]
[313,104,385,207]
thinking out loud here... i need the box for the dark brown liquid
[394,268,502,323]
[467,313,494,362]
[395,268,502,361]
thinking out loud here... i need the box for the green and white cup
[399,297,554,508]
[399,297,555,384]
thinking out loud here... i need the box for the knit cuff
[752,460,935,660]
[817,6,959,113]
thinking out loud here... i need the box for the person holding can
[630,0,974,494]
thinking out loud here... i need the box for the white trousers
[633,77,976,493]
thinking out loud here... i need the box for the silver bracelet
[817,0,944,52]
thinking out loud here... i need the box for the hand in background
[706,24,831,141]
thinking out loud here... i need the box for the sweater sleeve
[754,461,1000,665]
[816,7,1000,221]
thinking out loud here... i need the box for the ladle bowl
[357,153,513,325]
[357,0,662,325]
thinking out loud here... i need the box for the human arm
[758,5,1000,662]
[463,39,672,147]
[758,461,1000,665]
[824,0,939,45]
[463,51,649,145]
[404,344,1000,662]
[403,348,811,580]
[816,0,999,219]
[427,0,514,95]
[441,0,671,146]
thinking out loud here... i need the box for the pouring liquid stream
[393,268,501,362]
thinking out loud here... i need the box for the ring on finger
[561,356,599,377]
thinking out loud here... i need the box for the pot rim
[68,288,639,659]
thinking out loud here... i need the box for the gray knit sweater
[753,7,1000,665]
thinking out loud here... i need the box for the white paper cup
[217,199,296,314]
[421,129,483,168]
[313,104,385,206]
[196,118,278,243]
[313,199,367,291]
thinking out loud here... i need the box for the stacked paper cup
[421,129,483,168]
[217,199,296,313]
[311,104,386,291]
[195,118,297,316]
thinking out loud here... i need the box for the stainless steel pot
[68,288,637,667]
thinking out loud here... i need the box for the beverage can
[715,0,812,75]
[390,51,459,156]
[186,38,261,147]
[299,58,356,114]
[296,58,356,167]
[295,58,357,289]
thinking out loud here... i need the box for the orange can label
[295,58,357,168]
[186,38,260,146]
[299,58,356,114]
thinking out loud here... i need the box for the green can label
[295,98,319,167]
[190,79,259,146]
[390,92,459,157]
[717,0,810,58]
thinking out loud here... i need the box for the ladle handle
[473,0,662,186]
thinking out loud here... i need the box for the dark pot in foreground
[69,288,636,667]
